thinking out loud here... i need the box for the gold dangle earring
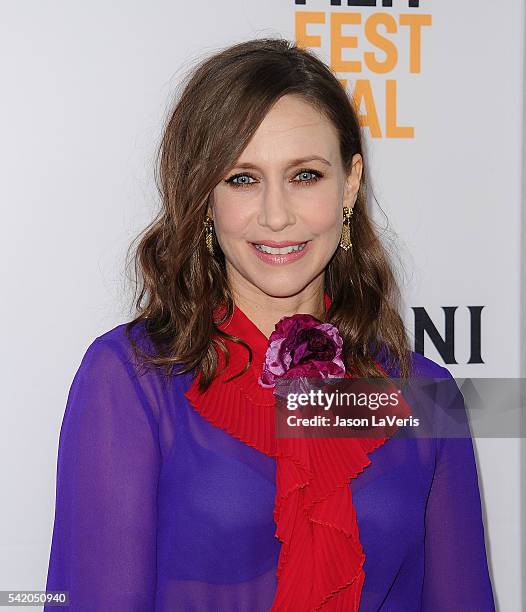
[339,206,353,251]
[203,214,214,256]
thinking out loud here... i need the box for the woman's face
[209,94,362,301]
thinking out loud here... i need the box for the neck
[231,287,327,339]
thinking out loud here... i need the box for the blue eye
[226,174,256,187]
[295,170,322,184]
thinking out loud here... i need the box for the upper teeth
[254,243,306,255]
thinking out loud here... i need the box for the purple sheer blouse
[44,320,496,611]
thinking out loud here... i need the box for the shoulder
[64,321,162,434]
[81,320,191,391]
[409,351,452,379]
[94,319,151,353]
[408,352,471,439]
[86,319,155,359]
[75,320,155,380]
[408,351,459,411]
[377,345,453,379]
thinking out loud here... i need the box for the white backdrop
[0,2,523,610]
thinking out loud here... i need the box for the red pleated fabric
[184,293,411,611]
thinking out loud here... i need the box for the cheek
[302,194,341,235]
[309,206,340,232]
[212,195,251,237]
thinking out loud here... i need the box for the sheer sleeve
[44,336,161,612]
[421,370,496,611]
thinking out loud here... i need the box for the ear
[206,194,214,219]
[343,153,363,210]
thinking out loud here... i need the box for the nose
[257,179,295,232]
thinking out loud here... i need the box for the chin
[246,275,315,299]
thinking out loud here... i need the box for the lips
[250,240,307,248]
[249,240,310,265]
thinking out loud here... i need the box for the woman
[45,38,496,611]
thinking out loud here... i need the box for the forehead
[238,95,340,164]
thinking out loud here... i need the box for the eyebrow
[232,156,332,171]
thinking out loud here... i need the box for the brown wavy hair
[124,37,413,391]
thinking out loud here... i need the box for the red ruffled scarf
[184,293,410,611]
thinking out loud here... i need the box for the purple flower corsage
[258,313,346,389]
